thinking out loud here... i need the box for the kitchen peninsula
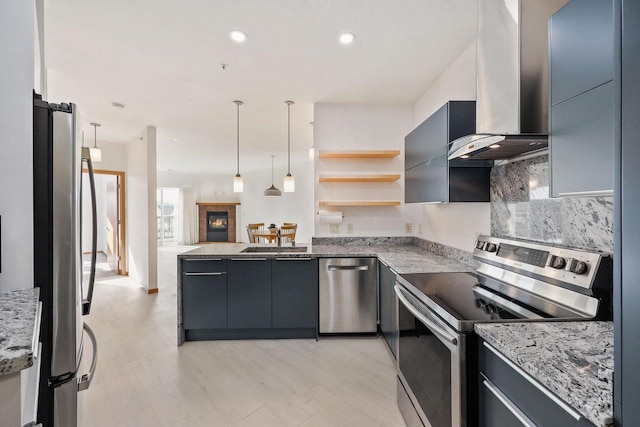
[177,238,474,345]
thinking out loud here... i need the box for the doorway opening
[82,169,127,279]
[157,187,181,246]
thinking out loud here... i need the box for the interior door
[105,175,119,274]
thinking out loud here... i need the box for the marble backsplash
[491,154,614,253]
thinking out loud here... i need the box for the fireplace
[206,212,228,242]
[197,202,240,243]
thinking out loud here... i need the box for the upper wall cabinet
[405,101,492,204]
[550,0,614,106]
[549,0,614,197]
[405,102,475,170]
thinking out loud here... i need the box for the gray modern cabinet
[550,0,614,106]
[478,339,595,427]
[549,0,614,197]
[405,105,448,170]
[378,261,397,359]
[181,259,227,329]
[615,0,640,423]
[227,258,272,329]
[180,257,318,341]
[272,258,318,329]
[404,101,492,203]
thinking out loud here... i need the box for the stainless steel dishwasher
[319,258,378,333]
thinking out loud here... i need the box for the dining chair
[246,223,264,243]
[283,222,297,227]
[280,224,297,243]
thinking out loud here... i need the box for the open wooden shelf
[318,201,401,207]
[319,174,401,183]
[318,150,401,159]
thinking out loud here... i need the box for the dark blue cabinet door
[227,259,272,329]
[405,153,449,203]
[550,81,614,196]
[405,105,448,170]
[478,340,596,427]
[182,274,227,329]
[550,0,614,106]
[378,262,397,358]
[272,259,318,329]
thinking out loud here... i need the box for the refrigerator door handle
[77,323,98,392]
[81,148,97,315]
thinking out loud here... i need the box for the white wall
[403,41,492,251]
[0,0,35,291]
[313,104,414,237]
[126,127,157,291]
[92,140,127,173]
[157,153,315,243]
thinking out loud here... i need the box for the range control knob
[570,261,589,275]
[475,241,485,250]
[485,243,497,253]
[550,256,566,269]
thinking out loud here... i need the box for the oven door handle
[394,285,458,346]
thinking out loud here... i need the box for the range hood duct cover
[449,0,569,161]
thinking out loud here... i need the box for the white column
[0,0,35,291]
[126,126,158,292]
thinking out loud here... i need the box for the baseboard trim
[147,288,159,294]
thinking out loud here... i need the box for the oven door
[395,283,465,427]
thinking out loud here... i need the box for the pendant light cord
[236,102,240,175]
[287,103,291,174]
[93,124,97,148]
[271,155,275,184]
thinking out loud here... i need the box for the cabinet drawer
[182,258,226,273]
[182,275,227,329]
[550,81,614,197]
[479,340,595,427]
[550,0,614,105]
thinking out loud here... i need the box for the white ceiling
[45,0,477,174]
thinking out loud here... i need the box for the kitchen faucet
[276,229,295,247]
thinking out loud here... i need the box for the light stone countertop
[475,322,613,427]
[178,242,473,274]
[0,288,40,376]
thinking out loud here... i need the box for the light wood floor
[79,246,406,427]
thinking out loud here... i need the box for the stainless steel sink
[241,246,308,253]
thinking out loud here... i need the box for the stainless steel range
[395,235,612,427]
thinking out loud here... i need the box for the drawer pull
[275,257,312,261]
[230,258,268,261]
[184,258,222,261]
[482,377,537,427]
[483,342,582,421]
[183,272,226,276]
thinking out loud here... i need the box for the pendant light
[264,155,282,197]
[89,123,102,162]
[233,100,244,192]
[283,101,295,192]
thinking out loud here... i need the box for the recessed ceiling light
[172,138,179,142]
[339,32,356,45]
[111,102,125,110]
[461,155,470,159]
[229,30,247,43]
[489,144,500,149]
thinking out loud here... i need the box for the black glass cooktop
[397,272,549,332]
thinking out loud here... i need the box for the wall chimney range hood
[448,0,569,161]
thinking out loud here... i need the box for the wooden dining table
[253,230,279,243]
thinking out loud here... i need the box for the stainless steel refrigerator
[33,93,98,427]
